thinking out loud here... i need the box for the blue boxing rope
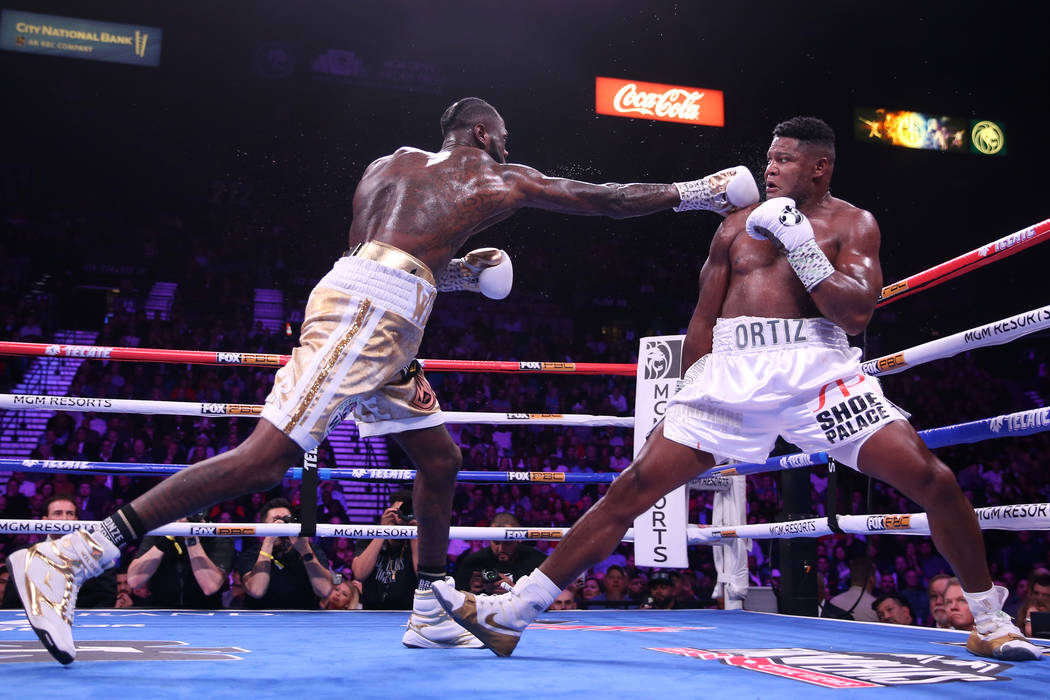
[704,406,1050,478]
[3,406,1046,483]
[0,459,621,484]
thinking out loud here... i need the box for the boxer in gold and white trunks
[433,116,1041,663]
[11,96,760,665]
[261,241,445,451]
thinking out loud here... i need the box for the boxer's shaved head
[440,97,501,138]
[773,116,836,165]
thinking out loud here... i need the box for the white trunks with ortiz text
[261,241,445,451]
[663,316,907,469]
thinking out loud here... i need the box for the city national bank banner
[1,10,162,66]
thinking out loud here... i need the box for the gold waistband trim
[346,241,435,286]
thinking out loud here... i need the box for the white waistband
[317,256,436,328]
[713,317,849,354]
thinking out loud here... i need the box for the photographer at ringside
[353,490,418,610]
[128,512,233,609]
[453,512,546,595]
[238,497,332,609]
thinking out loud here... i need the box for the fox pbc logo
[595,76,724,127]
[649,647,1012,687]
[866,515,912,531]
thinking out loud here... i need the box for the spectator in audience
[0,562,8,605]
[927,573,952,628]
[642,571,680,609]
[127,513,233,609]
[238,498,332,609]
[944,578,976,630]
[1016,598,1050,638]
[113,569,149,608]
[1028,572,1050,610]
[321,577,363,610]
[873,593,915,625]
[898,568,929,624]
[828,557,879,623]
[1,496,116,608]
[353,491,417,610]
[548,588,579,611]
[627,572,649,604]
[453,512,547,594]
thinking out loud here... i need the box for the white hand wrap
[786,238,836,291]
[436,248,513,299]
[673,166,759,214]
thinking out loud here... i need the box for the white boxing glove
[436,248,513,299]
[673,165,760,215]
[745,197,835,292]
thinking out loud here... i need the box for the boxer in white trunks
[9,96,760,664]
[433,116,1042,662]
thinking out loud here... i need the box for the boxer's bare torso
[348,142,678,275]
[682,137,883,365]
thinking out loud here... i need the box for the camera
[397,499,414,522]
[274,513,299,524]
[480,568,501,584]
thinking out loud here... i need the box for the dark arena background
[1,1,1047,696]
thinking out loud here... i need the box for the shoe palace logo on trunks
[813,382,891,444]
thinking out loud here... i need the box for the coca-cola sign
[595,76,724,126]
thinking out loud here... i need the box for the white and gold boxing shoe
[432,574,544,657]
[966,585,1043,661]
[8,529,120,665]
[402,580,484,649]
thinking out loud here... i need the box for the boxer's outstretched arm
[502,164,679,219]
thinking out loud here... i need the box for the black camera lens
[397,500,414,521]
[481,568,500,584]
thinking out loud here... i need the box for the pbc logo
[875,353,907,372]
[643,339,682,380]
[879,280,909,300]
[527,530,562,540]
[866,515,911,531]
[215,527,256,536]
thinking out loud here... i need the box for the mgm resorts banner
[1,10,161,67]
[633,335,688,567]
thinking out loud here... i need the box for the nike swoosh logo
[484,612,522,636]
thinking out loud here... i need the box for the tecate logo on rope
[44,344,114,358]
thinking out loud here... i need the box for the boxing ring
[0,217,1048,689]
[1,608,1047,697]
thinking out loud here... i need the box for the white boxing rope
[0,518,730,545]
[0,394,632,428]
[6,502,1048,544]
[690,502,1050,543]
[863,304,1050,376]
